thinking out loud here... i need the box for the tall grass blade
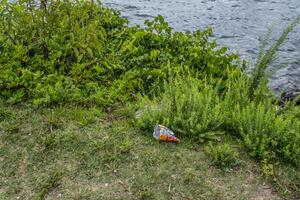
[250,16,300,97]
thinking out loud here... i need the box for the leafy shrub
[205,143,239,168]
[278,101,300,120]
[117,16,240,96]
[235,102,278,160]
[276,118,300,167]
[0,0,129,105]
[231,101,300,167]
[135,76,226,142]
[0,0,239,106]
[133,74,300,167]
[134,72,252,142]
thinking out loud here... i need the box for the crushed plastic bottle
[153,124,180,143]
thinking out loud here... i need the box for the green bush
[205,143,239,168]
[231,101,300,166]
[134,76,226,143]
[235,102,278,160]
[0,0,239,106]
[133,74,300,167]
[0,0,128,105]
[134,72,252,141]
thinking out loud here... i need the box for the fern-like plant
[249,16,300,98]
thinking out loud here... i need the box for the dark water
[103,0,300,96]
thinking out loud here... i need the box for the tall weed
[249,16,300,97]
[134,74,300,167]
[135,76,225,143]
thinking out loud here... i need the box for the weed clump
[134,76,226,142]
[133,74,300,167]
[34,169,62,200]
[205,143,239,169]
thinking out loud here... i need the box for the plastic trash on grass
[153,124,180,143]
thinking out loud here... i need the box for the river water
[103,0,300,95]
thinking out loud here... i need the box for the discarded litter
[153,124,180,143]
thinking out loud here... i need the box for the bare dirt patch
[255,184,280,200]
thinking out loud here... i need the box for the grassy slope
[0,106,299,200]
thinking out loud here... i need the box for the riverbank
[0,1,299,199]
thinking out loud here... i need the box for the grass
[0,105,299,200]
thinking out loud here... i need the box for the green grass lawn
[0,106,299,200]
